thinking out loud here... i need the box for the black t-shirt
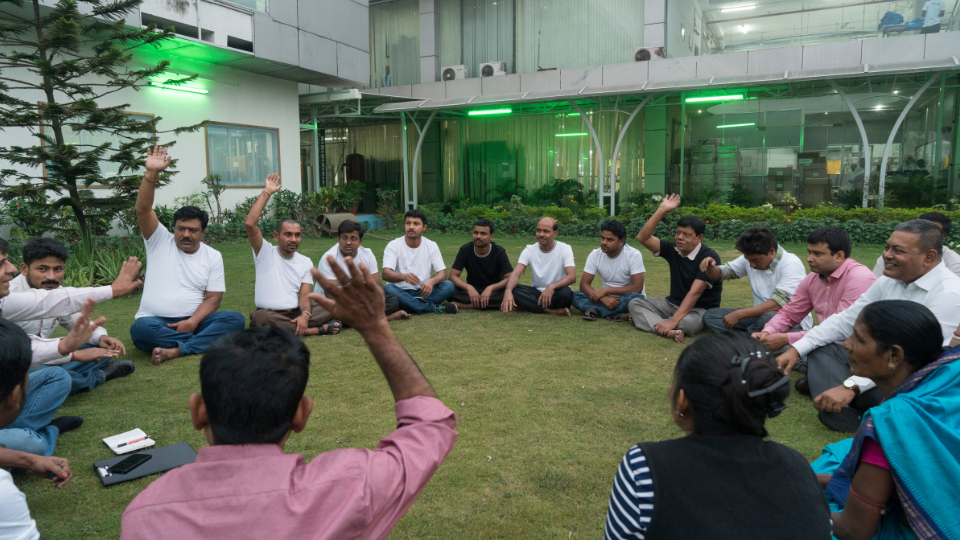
[658,240,722,309]
[452,242,513,290]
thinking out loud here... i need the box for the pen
[117,436,148,448]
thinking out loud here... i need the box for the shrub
[580,206,608,221]
[538,206,575,223]
[726,184,755,207]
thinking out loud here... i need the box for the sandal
[605,314,625,322]
[318,320,342,336]
[582,308,600,321]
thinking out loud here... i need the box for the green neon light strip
[685,94,744,103]
[149,82,208,94]
[717,122,755,128]
[467,108,511,116]
[556,132,588,137]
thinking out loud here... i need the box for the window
[206,123,280,186]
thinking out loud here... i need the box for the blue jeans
[130,311,246,356]
[0,367,72,456]
[384,281,456,315]
[59,344,110,395]
[572,292,644,318]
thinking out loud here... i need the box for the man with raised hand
[382,209,457,315]
[448,219,513,311]
[246,174,340,336]
[573,219,645,322]
[121,257,458,540]
[627,194,722,343]
[502,217,576,316]
[776,220,960,433]
[700,227,810,336]
[0,319,74,540]
[317,219,409,321]
[871,212,960,278]
[129,146,246,365]
[11,238,135,394]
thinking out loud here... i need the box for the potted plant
[336,180,365,214]
[308,187,339,214]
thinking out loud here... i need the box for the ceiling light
[893,90,899,94]
[468,108,512,116]
[556,133,588,137]
[717,122,755,129]
[148,82,208,94]
[686,94,744,103]
[741,24,748,34]
[721,5,756,12]
[698,110,702,113]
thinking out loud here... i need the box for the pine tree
[0,0,205,246]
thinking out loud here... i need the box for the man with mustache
[246,174,340,335]
[502,217,576,316]
[573,220,645,322]
[382,210,457,315]
[448,219,513,311]
[129,146,246,365]
[10,238,135,394]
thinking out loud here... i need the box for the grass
[19,231,886,539]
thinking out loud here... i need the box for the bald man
[502,217,576,316]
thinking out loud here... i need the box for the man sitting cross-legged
[448,219,513,311]
[700,227,811,336]
[776,220,960,433]
[502,217,576,316]
[573,219,645,322]
[121,257,458,540]
[751,226,876,401]
[382,210,457,315]
[12,238,135,394]
[129,146,246,365]
[871,211,960,278]
[627,194,722,343]
[246,174,340,336]
[317,220,410,321]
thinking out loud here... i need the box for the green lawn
[18,232,885,539]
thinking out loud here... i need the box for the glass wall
[369,0,420,88]
[693,0,958,56]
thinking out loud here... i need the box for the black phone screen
[111,453,152,475]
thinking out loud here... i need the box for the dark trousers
[703,309,777,335]
[512,284,574,313]
[385,293,401,315]
[250,305,334,331]
[450,288,506,309]
[921,23,941,34]
[808,343,883,411]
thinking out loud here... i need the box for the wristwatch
[843,378,861,396]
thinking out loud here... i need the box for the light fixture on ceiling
[148,82,208,94]
[698,110,702,113]
[893,90,899,94]
[556,133,588,137]
[721,5,756,13]
[468,108,512,116]
[686,94,744,103]
[717,122,755,129]
[741,24,748,34]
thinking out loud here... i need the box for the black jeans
[512,284,573,313]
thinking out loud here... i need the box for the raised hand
[309,256,386,334]
[264,173,281,195]
[110,257,143,298]
[659,193,681,212]
[144,145,172,176]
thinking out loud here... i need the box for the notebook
[94,442,198,487]
[103,429,155,455]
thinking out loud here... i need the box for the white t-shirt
[517,241,576,291]
[253,242,313,310]
[382,237,445,291]
[923,0,945,26]
[0,469,40,540]
[721,247,812,330]
[583,244,646,297]
[315,244,379,295]
[136,225,227,319]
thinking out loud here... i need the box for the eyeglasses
[339,235,361,242]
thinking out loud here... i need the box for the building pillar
[644,105,667,194]
[644,0,666,50]
[420,0,440,84]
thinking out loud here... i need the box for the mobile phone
[110,453,152,475]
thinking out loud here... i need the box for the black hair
[338,219,364,239]
[199,325,310,445]
[474,218,494,235]
[676,215,706,237]
[859,300,942,373]
[917,159,927,168]
[895,219,943,256]
[918,211,952,237]
[22,238,69,266]
[0,238,8,256]
[673,332,789,438]
[807,226,852,259]
[173,205,209,230]
[735,227,777,256]
[0,319,32,405]
[274,218,301,234]
[404,209,428,226]
[600,219,627,240]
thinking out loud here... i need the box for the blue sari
[812,345,960,540]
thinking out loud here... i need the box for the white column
[420,0,440,84]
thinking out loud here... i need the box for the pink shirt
[121,396,457,540]
[762,258,876,344]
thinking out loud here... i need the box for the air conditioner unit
[633,47,665,62]
[479,61,507,77]
[441,65,467,81]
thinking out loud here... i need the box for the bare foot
[623,313,634,325]
[152,347,180,366]
[387,310,411,321]
[668,329,685,344]
[450,301,472,310]
[544,307,571,317]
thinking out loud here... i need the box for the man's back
[121,397,456,540]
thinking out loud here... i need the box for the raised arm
[136,146,172,240]
[636,194,681,254]
[311,258,437,401]
[245,173,281,255]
